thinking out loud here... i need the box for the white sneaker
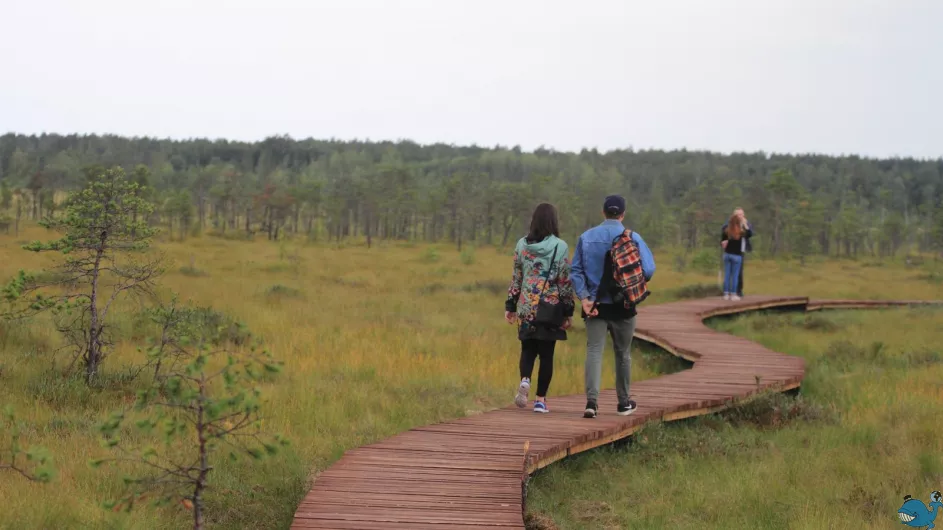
[723,293,730,300]
[515,378,530,408]
[731,295,741,301]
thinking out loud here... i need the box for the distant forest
[1,133,941,258]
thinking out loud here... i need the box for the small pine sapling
[93,300,286,530]
[0,405,55,482]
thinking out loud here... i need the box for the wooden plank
[527,446,568,472]
[298,496,522,512]
[292,519,524,530]
[293,507,524,525]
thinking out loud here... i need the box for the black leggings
[519,339,556,397]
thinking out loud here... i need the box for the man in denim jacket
[571,195,655,418]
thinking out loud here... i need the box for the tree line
[2,132,942,257]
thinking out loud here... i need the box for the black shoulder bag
[533,245,566,327]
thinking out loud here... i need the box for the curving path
[291,295,937,529]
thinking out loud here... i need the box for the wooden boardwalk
[291,295,933,529]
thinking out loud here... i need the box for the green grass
[0,223,942,529]
[525,309,943,529]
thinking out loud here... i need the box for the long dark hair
[526,203,560,243]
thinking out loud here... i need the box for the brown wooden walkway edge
[291,296,939,529]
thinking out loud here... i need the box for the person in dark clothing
[505,203,575,414]
[721,207,752,297]
[721,209,752,300]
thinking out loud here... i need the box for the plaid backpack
[600,229,650,309]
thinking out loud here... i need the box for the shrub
[458,280,505,295]
[420,246,440,263]
[179,256,208,277]
[261,262,296,274]
[750,315,786,332]
[460,246,476,266]
[335,278,367,288]
[265,285,304,299]
[183,306,252,346]
[669,283,721,300]
[1,406,55,482]
[690,249,719,274]
[433,266,457,277]
[207,230,251,241]
[524,513,559,530]
[636,341,689,375]
[719,392,840,429]
[817,340,891,372]
[0,320,53,357]
[749,314,840,333]
[905,348,942,367]
[800,314,839,332]
[419,281,506,296]
[28,270,73,285]
[25,370,138,409]
[179,266,208,277]
[419,283,446,295]
[904,254,925,268]
[629,393,838,464]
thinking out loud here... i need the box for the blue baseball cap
[604,195,626,216]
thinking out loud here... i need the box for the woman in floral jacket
[505,203,576,413]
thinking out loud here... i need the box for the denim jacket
[571,220,656,304]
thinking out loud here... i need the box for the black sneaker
[583,400,598,418]
[617,399,637,416]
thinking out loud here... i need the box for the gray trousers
[585,316,636,404]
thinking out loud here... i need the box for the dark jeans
[520,339,555,397]
[738,255,745,296]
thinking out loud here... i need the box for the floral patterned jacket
[505,235,576,340]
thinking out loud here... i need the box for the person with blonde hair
[721,208,752,300]
[721,207,753,297]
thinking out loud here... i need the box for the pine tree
[2,166,163,384]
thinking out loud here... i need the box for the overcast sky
[2,0,940,158]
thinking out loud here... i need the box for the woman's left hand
[561,317,573,330]
[505,311,517,324]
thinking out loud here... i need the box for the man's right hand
[581,299,598,317]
